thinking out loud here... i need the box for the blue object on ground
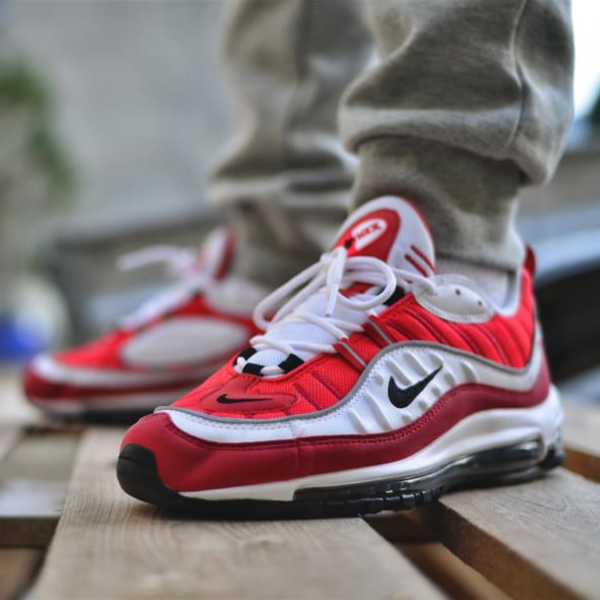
[0,313,47,362]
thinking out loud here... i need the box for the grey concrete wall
[6,0,234,225]
[5,0,600,237]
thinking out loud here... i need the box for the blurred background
[0,0,599,399]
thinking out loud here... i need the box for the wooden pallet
[2,400,600,599]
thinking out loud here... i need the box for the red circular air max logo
[350,218,388,250]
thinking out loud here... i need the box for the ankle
[436,257,512,307]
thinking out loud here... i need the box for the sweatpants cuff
[353,137,524,271]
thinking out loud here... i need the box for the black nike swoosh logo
[388,366,442,409]
[216,394,272,405]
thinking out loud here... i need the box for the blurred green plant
[0,57,76,313]
[0,58,48,108]
[0,57,75,201]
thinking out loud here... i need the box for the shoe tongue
[193,228,236,281]
[332,196,436,277]
[245,197,438,375]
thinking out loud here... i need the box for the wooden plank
[365,507,437,543]
[563,401,600,482]
[32,429,444,600]
[399,543,510,600]
[0,431,80,547]
[0,479,65,547]
[432,469,600,599]
[0,548,43,600]
[564,446,600,484]
[0,426,22,464]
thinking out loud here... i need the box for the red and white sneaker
[117,197,563,518]
[23,230,267,417]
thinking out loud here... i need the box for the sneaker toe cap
[120,412,297,493]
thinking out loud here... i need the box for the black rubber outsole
[116,438,564,520]
[67,408,153,425]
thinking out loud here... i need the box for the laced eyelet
[234,249,438,377]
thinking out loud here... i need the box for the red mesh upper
[171,270,537,420]
[54,330,131,369]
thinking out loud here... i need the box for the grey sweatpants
[209,0,574,286]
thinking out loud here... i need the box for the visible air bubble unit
[117,437,563,519]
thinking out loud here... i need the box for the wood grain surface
[0,548,43,600]
[433,468,600,599]
[563,401,600,482]
[399,543,510,600]
[0,431,80,547]
[33,429,444,600]
[365,506,437,543]
[0,426,21,465]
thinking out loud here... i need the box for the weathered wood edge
[432,468,600,599]
[563,402,600,483]
[32,428,444,600]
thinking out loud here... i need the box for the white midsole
[29,389,189,415]
[32,354,213,387]
[181,386,562,502]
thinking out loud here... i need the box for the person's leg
[209,0,374,286]
[342,0,573,271]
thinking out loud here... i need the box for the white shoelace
[117,245,210,329]
[236,246,436,377]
